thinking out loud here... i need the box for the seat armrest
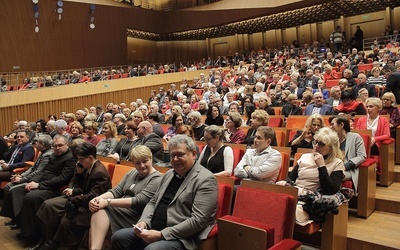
[269,239,301,250]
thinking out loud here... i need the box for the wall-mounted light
[32,0,39,33]
[57,1,63,20]
[89,4,95,29]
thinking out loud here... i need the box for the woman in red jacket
[354,97,390,156]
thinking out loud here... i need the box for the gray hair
[54,119,67,130]
[168,134,196,152]
[189,111,202,120]
[36,134,53,149]
[53,134,68,144]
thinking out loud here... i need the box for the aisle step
[376,181,400,214]
[347,210,400,250]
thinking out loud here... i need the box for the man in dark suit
[325,86,342,108]
[304,92,334,115]
[341,58,359,79]
[352,73,377,97]
[0,129,35,182]
[134,121,164,164]
[34,141,111,250]
[289,80,305,100]
[382,64,400,104]
[15,135,76,241]
[95,105,104,123]
[299,69,320,89]
[111,135,218,250]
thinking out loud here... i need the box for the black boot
[27,237,45,250]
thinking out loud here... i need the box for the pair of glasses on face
[313,140,326,148]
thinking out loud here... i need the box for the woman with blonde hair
[130,110,144,127]
[289,113,325,156]
[68,121,84,144]
[380,92,400,138]
[89,145,162,250]
[355,98,390,156]
[277,127,345,225]
[96,121,118,156]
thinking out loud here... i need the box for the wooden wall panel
[345,11,386,40]
[0,70,209,135]
[252,32,264,51]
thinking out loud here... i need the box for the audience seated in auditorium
[235,126,282,183]
[330,115,366,194]
[89,145,161,249]
[35,141,111,250]
[334,90,367,115]
[354,98,391,157]
[13,135,75,242]
[289,114,325,156]
[187,111,206,141]
[304,92,333,115]
[96,121,118,157]
[0,135,53,229]
[0,129,35,182]
[111,135,217,250]
[379,92,400,139]
[198,125,233,177]
[277,127,345,225]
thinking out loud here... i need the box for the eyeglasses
[77,156,89,162]
[204,136,215,141]
[52,143,66,149]
[170,152,187,159]
[313,140,326,147]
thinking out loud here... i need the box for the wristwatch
[106,198,112,206]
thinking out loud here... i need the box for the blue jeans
[111,228,186,250]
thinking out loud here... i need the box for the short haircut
[331,115,351,133]
[125,121,138,131]
[168,134,196,152]
[71,140,97,158]
[55,119,68,130]
[228,111,242,127]
[341,90,355,101]
[256,126,274,140]
[114,113,127,121]
[130,145,152,162]
[70,121,84,134]
[365,97,382,110]
[36,134,53,149]
[189,111,202,120]
[251,109,270,125]
[148,113,160,123]
[84,121,99,131]
[305,113,325,127]
[382,92,396,104]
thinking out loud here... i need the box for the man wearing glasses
[112,135,218,250]
[14,135,76,242]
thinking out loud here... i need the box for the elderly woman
[84,121,101,146]
[96,121,118,157]
[289,113,325,156]
[367,67,386,86]
[330,116,367,194]
[355,98,391,156]
[282,94,302,118]
[163,114,184,141]
[89,145,162,250]
[358,88,369,104]
[258,96,275,115]
[197,100,208,115]
[379,92,400,139]
[277,127,345,225]
[110,121,138,161]
[224,111,246,144]
[334,90,367,115]
[113,113,127,135]
[198,125,234,177]
[68,121,84,144]
[205,105,224,126]
[322,64,340,81]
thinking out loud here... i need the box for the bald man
[135,121,164,163]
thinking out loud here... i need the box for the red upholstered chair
[217,180,299,250]
[274,128,288,147]
[269,115,284,127]
[111,164,133,188]
[199,176,234,250]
